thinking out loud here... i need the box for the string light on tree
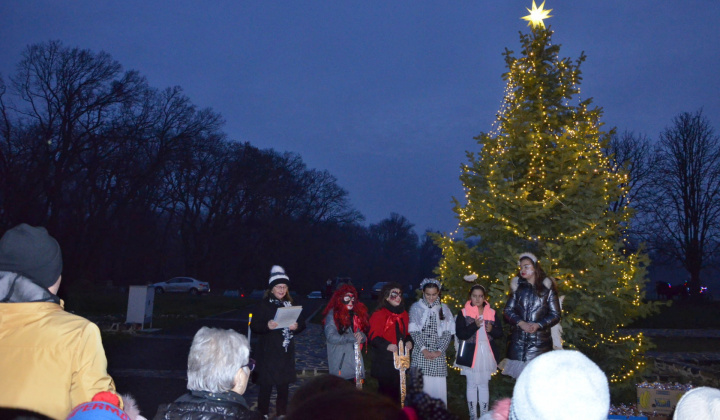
[433,1,660,387]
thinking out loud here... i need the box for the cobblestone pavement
[623,329,720,388]
[645,352,720,388]
[292,322,330,376]
[645,351,720,362]
[622,329,720,366]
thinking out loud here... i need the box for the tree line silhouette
[2,41,717,297]
[0,41,440,293]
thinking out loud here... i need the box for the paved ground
[104,301,720,419]
[621,329,720,368]
[104,297,328,419]
[621,328,720,338]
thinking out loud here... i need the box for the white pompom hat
[268,265,290,289]
[509,350,610,420]
[673,386,720,420]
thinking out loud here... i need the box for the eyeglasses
[389,291,401,299]
[243,358,256,372]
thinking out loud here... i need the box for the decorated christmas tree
[436,1,657,385]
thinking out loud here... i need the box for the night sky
[1,1,719,234]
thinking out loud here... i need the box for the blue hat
[66,401,129,420]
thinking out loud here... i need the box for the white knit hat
[268,265,290,289]
[509,350,609,420]
[673,386,720,420]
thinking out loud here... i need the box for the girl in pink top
[455,284,498,419]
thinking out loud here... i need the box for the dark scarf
[383,300,405,314]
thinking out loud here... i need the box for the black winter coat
[488,313,505,363]
[249,297,306,386]
[503,277,561,362]
[153,390,261,420]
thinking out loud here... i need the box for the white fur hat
[518,252,538,265]
[509,350,609,420]
[673,386,720,420]
[268,265,290,289]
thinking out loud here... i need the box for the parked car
[249,289,265,299]
[307,291,323,299]
[152,277,210,295]
[222,288,248,298]
[370,281,389,299]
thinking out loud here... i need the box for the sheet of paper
[273,306,303,329]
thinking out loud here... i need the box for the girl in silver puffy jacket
[500,252,561,379]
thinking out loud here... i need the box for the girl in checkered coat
[408,278,455,406]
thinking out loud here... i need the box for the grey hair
[187,326,250,393]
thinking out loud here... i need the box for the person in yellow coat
[0,224,123,419]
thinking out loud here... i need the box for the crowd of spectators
[1,224,718,420]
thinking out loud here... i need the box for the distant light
[522,0,553,28]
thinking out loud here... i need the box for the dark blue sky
[2,1,719,234]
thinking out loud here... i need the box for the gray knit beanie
[0,223,63,289]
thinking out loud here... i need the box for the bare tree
[418,230,442,279]
[605,130,656,215]
[0,76,10,225]
[646,110,720,295]
[0,75,10,141]
[1,41,375,290]
[295,169,363,224]
[6,40,146,230]
[369,213,419,286]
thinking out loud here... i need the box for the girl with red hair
[322,284,370,384]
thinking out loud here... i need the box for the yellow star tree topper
[522,0,552,28]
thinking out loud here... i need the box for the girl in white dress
[455,284,498,419]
